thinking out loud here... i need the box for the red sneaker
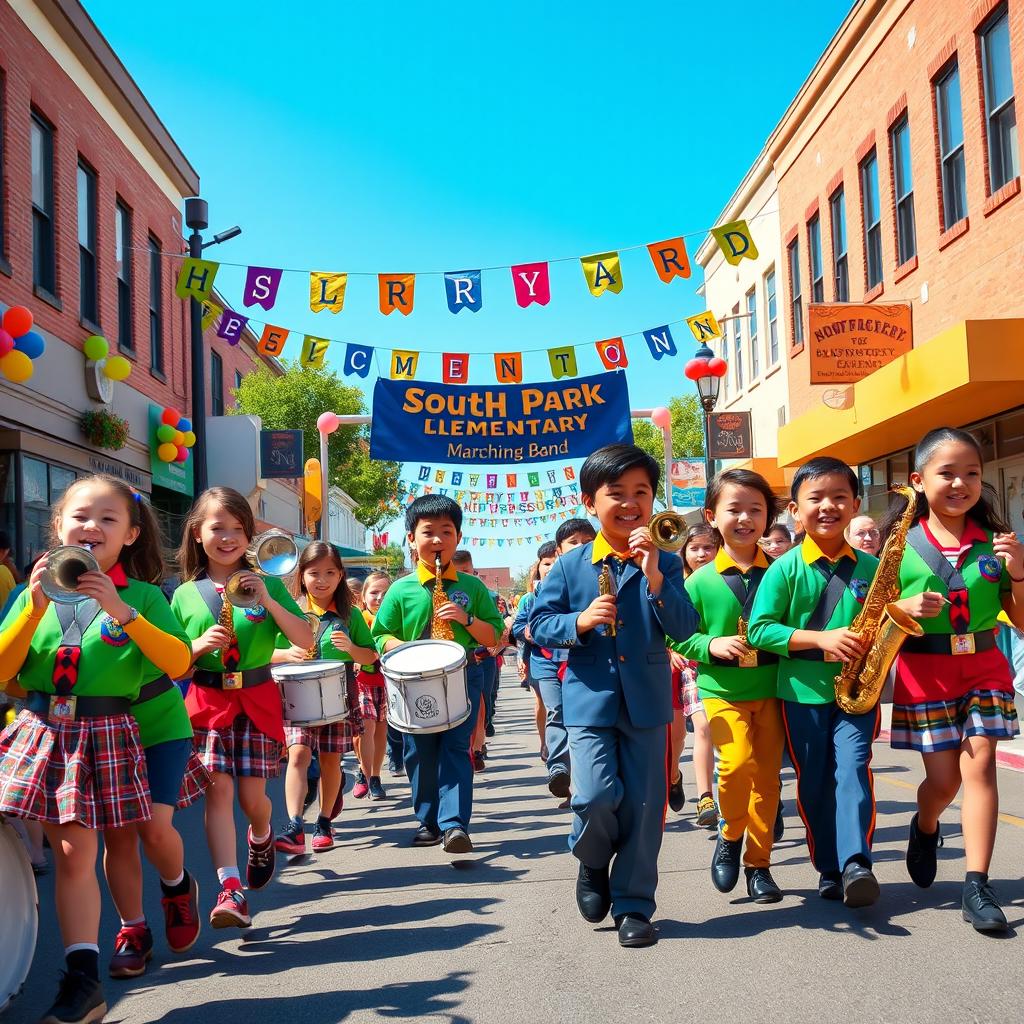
[108,924,154,978]
[274,821,306,855]
[161,874,201,954]
[311,819,335,851]
[209,884,251,929]
[352,770,369,799]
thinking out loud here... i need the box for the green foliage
[233,361,405,529]
[80,409,130,451]
[632,394,706,505]
[510,563,535,597]
[374,542,409,575]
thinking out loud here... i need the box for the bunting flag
[216,310,248,345]
[418,466,430,480]
[711,219,759,265]
[547,346,577,379]
[580,252,623,296]
[379,274,415,315]
[494,352,523,383]
[242,266,283,311]
[510,262,550,307]
[300,335,330,369]
[487,474,498,488]
[644,325,677,360]
[647,237,691,282]
[595,337,628,370]
[442,353,470,384]
[201,298,224,331]
[256,324,289,357]
[175,258,218,301]
[344,342,373,378]
[686,310,723,342]
[564,466,575,480]
[451,472,463,486]
[444,271,482,313]
[310,272,348,313]
[435,470,445,484]
[390,349,419,379]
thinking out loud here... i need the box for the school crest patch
[100,615,131,647]
[849,578,870,603]
[448,590,470,609]
[243,604,267,623]
[978,555,1002,582]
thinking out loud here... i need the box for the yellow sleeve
[123,615,193,680]
[0,601,46,681]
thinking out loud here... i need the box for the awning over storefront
[777,319,1024,468]
[727,457,793,492]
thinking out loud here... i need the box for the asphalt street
[8,669,1024,1024]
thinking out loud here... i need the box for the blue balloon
[14,331,45,359]
[177,417,192,432]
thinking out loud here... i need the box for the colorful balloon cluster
[83,333,132,381]
[0,306,46,383]
[683,343,728,382]
[155,407,196,464]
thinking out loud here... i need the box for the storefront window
[860,460,888,515]
[24,457,51,560]
[996,410,1024,458]
[0,454,15,566]
[888,453,911,488]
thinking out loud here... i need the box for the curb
[878,728,1024,772]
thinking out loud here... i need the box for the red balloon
[161,407,181,427]
[0,329,13,358]
[2,306,33,338]
[174,445,189,463]
[684,358,709,381]
[707,357,729,378]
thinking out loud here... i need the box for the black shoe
[368,776,387,801]
[485,722,496,738]
[711,834,743,893]
[576,862,611,923]
[411,825,442,847]
[773,801,785,842]
[745,867,783,904]
[616,913,657,948]
[668,774,685,813]
[246,828,276,890]
[906,813,941,889]
[548,771,571,799]
[442,827,473,854]
[962,878,1008,933]
[39,971,107,1024]
[842,861,880,908]
[818,872,843,900]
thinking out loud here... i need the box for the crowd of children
[1,424,1023,1020]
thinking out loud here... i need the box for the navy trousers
[782,700,880,875]
[534,656,570,780]
[479,655,499,729]
[404,662,484,834]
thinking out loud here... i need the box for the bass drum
[0,814,38,1013]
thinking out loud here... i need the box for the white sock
[119,915,146,928]
[160,871,184,888]
[65,942,100,954]
[250,828,271,845]
[217,866,241,885]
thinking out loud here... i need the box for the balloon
[177,417,192,432]
[650,406,671,429]
[183,430,196,447]
[0,329,12,358]
[83,334,109,361]
[157,424,176,444]
[103,355,132,381]
[157,442,178,463]
[172,430,184,445]
[161,408,181,427]
[684,358,708,381]
[1,350,34,383]
[707,357,729,378]
[2,306,33,338]
[14,330,45,359]
[175,446,189,463]
[317,411,340,434]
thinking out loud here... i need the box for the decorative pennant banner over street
[370,371,633,466]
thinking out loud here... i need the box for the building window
[766,268,778,365]
[77,160,98,325]
[148,237,163,374]
[808,214,824,302]
[234,369,243,392]
[860,150,883,290]
[115,200,134,352]
[829,188,849,301]
[936,62,967,229]
[746,287,759,379]
[979,6,1018,193]
[211,349,224,416]
[787,239,803,346]
[31,111,56,295]
[890,116,917,265]
[732,304,743,390]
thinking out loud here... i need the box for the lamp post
[184,197,241,495]
[685,343,728,489]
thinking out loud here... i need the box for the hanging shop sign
[708,411,753,460]
[259,429,304,479]
[808,303,913,385]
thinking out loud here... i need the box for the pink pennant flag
[510,262,550,307]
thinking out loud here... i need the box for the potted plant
[80,409,130,451]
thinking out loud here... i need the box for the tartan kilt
[193,715,283,778]
[177,751,213,808]
[284,717,357,755]
[0,709,151,829]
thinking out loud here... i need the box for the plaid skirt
[358,682,388,723]
[177,751,213,807]
[193,716,283,778]
[0,710,151,829]
[284,718,357,754]
[891,689,1020,753]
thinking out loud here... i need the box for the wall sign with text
[708,411,753,460]
[808,303,913,385]
[260,429,304,479]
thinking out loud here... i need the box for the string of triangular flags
[404,480,580,514]
[408,464,577,488]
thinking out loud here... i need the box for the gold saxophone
[834,485,923,714]
[303,612,321,660]
[218,594,235,666]
[431,554,455,641]
[598,561,616,638]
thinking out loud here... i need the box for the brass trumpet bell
[246,529,298,577]
[648,511,687,553]
[40,545,100,604]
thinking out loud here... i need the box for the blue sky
[84,0,852,568]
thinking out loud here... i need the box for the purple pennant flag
[242,266,283,311]
[216,309,248,346]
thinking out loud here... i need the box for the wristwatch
[113,606,139,627]
[465,613,475,628]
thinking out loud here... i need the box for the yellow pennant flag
[580,251,623,296]
[391,350,419,379]
[200,298,224,331]
[299,335,330,369]
[685,310,722,342]
[310,272,347,313]
[711,220,759,265]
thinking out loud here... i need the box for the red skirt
[193,718,283,778]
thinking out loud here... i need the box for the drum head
[0,817,38,1012]
[383,640,466,677]
[271,659,342,680]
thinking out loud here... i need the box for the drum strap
[52,600,101,695]
[907,523,971,632]
[195,575,226,621]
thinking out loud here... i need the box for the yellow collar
[306,598,336,617]
[416,559,459,584]
[715,548,769,573]
[591,532,634,564]
[801,535,858,565]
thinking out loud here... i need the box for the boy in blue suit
[529,444,698,947]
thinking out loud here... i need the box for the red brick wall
[775,0,1024,420]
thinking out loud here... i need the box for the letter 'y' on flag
[379,274,415,315]
[444,271,482,313]
[647,237,691,282]
[310,272,347,313]
[510,262,550,307]
[580,252,623,296]
[711,220,759,265]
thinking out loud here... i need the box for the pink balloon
[175,445,189,463]
[707,357,729,378]
[650,406,671,429]
[0,329,12,358]
[317,411,340,434]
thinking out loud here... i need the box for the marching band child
[672,470,786,902]
[0,474,192,1024]
[171,487,312,929]
[530,444,697,948]
[371,495,503,853]
[885,427,1024,932]
[274,542,376,853]
[362,572,403,776]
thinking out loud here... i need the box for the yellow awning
[726,457,793,492]
[777,319,1024,467]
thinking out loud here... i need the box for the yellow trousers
[703,696,785,868]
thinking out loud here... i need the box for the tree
[374,542,409,575]
[510,562,535,597]
[632,394,705,506]
[233,361,405,530]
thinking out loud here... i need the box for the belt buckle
[223,672,243,690]
[738,647,758,669]
[951,634,975,656]
[48,695,77,722]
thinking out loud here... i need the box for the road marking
[879,775,1024,829]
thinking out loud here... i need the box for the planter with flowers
[80,409,130,451]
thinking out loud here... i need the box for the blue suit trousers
[534,657,570,779]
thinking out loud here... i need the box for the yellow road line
[878,774,1024,829]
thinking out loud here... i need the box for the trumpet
[648,511,687,553]
[222,529,300,608]
[40,544,100,604]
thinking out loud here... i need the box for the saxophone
[218,595,235,665]
[303,611,321,660]
[834,485,923,714]
[431,554,455,641]
[598,561,616,638]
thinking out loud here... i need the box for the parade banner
[708,411,753,460]
[808,303,913,385]
[370,371,632,465]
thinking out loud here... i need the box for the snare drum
[0,815,38,1013]
[381,640,470,735]
[273,660,350,728]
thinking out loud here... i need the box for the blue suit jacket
[528,542,697,729]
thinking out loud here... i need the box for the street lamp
[685,342,728,488]
[184,197,241,495]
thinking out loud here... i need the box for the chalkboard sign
[260,429,303,479]
[708,411,753,460]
